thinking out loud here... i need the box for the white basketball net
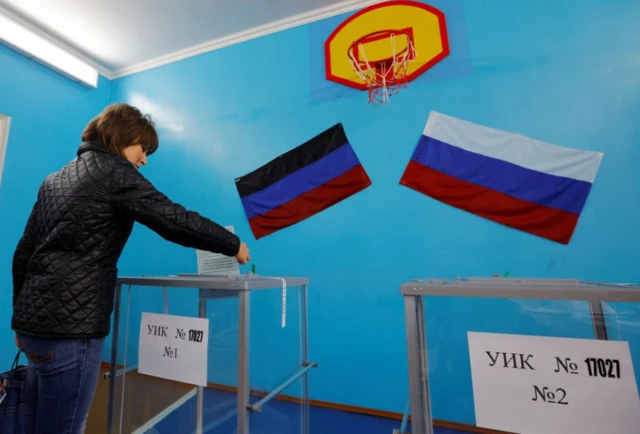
[348,32,416,106]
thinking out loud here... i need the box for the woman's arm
[110,162,246,259]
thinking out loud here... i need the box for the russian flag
[235,123,372,239]
[400,112,603,244]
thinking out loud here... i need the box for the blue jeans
[15,333,105,434]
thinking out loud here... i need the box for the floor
[132,388,469,434]
[87,367,472,434]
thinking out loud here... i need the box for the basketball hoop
[347,29,416,106]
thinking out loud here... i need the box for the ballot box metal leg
[196,297,207,434]
[589,301,608,340]
[300,284,310,434]
[404,295,433,434]
[237,290,251,434]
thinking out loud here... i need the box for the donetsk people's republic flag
[400,111,603,244]
[235,123,372,239]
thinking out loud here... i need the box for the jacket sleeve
[110,163,241,256]
[13,202,39,305]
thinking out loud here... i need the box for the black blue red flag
[235,123,372,239]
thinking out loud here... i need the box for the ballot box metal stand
[106,274,314,434]
[400,277,640,434]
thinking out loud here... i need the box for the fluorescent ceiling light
[0,13,98,88]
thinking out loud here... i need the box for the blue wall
[0,44,111,370]
[106,0,640,424]
[2,0,640,427]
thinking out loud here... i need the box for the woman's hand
[236,242,251,265]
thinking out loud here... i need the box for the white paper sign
[196,225,239,275]
[139,313,209,387]
[468,332,640,434]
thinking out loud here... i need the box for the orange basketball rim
[325,0,450,91]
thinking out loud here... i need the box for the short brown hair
[81,103,159,157]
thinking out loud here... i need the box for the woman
[11,103,250,434]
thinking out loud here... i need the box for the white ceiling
[0,0,385,79]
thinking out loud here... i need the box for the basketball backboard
[325,0,449,104]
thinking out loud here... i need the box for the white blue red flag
[400,111,603,244]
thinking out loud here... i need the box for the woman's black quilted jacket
[11,141,240,338]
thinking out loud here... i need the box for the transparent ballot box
[105,274,315,434]
[400,278,640,434]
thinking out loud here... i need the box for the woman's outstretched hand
[236,242,251,265]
